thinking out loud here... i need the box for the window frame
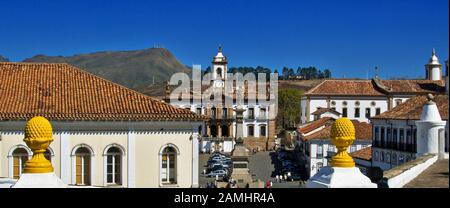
[105,146,123,186]
[354,107,360,118]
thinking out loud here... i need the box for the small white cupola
[420,94,442,122]
[415,94,447,157]
[425,48,442,81]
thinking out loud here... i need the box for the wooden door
[76,155,91,185]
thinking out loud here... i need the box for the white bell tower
[212,46,227,81]
[425,49,442,81]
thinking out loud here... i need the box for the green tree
[277,88,303,130]
[323,69,332,78]
[282,67,289,80]
[288,68,295,79]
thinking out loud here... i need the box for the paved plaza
[199,151,304,188]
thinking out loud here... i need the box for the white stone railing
[383,154,438,188]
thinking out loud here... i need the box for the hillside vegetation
[23,48,190,92]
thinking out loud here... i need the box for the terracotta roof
[379,80,445,94]
[298,117,335,134]
[372,94,449,121]
[303,79,444,96]
[350,147,372,161]
[302,120,372,141]
[311,107,341,116]
[304,80,384,96]
[0,62,207,121]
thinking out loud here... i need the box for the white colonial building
[301,50,446,124]
[370,94,449,171]
[0,62,205,188]
[166,47,276,152]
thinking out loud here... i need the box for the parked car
[287,173,302,181]
[207,169,227,178]
[281,160,293,167]
[205,166,228,174]
[282,165,297,174]
[207,158,223,165]
[277,151,288,160]
[209,161,232,169]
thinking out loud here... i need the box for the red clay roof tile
[0,62,207,121]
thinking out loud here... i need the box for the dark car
[287,173,302,181]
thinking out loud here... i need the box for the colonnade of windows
[9,143,180,186]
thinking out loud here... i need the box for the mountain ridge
[0,55,9,62]
[23,47,191,92]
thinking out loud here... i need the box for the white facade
[371,119,448,171]
[169,48,272,153]
[0,120,202,188]
[301,50,446,125]
[301,97,395,124]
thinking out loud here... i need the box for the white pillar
[191,127,200,188]
[60,132,71,184]
[416,122,446,156]
[415,97,447,156]
[127,131,136,188]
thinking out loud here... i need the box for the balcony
[256,114,268,121]
[245,115,255,120]
[201,137,234,142]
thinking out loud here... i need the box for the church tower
[425,48,442,80]
[212,46,227,81]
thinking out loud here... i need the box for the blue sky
[0,0,448,79]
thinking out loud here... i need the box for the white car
[207,169,227,178]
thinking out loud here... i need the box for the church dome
[428,48,441,65]
[213,46,227,63]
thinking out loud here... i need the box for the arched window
[399,155,404,164]
[395,99,403,106]
[217,67,222,78]
[75,147,91,185]
[260,125,267,137]
[12,148,29,179]
[161,146,177,184]
[247,125,254,137]
[106,147,122,185]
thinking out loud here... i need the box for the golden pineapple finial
[23,116,54,173]
[330,118,356,168]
